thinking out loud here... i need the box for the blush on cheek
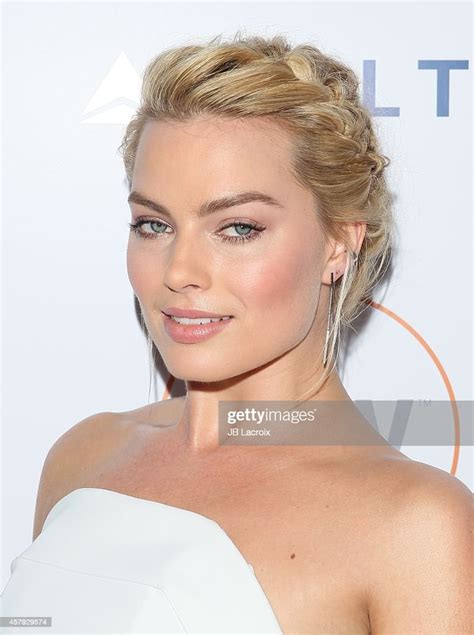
[241,250,316,326]
[126,245,156,300]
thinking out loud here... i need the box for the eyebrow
[127,190,284,218]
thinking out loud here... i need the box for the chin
[163,359,240,384]
[167,349,275,383]
[171,371,239,385]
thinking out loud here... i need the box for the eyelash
[128,218,265,244]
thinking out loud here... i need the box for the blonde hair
[118,31,395,395]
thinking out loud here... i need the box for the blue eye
[219,221,264,243]
[128,219,265,244]
[128,219,169,239]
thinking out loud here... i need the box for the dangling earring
[322,271,337,368]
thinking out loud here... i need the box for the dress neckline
[44,486,254,567]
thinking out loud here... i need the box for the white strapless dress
[0,487,283,634]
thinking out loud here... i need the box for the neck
[169,365,352,457]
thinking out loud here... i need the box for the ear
[322,221,366,285]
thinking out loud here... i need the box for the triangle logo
[81,52,141,125]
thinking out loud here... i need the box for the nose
[162,231,212,291]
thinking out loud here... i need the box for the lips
[162,307,233,319]
[162,311,234,344]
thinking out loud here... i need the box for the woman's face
[127,115,328,382]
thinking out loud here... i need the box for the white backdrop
[1,0,472,590]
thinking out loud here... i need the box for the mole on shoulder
[290,553,295,559]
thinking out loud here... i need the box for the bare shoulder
[361,453,472,544]
[32,410,122,540]
[376,454,472,517]
[364,456,472,634]
[32,399,182,540]
[370,451,471,500]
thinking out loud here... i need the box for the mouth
[162,311,233,324]
[161,312,234,343]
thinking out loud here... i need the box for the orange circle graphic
[369,300,460,475]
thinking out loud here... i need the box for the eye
[219,221,265,243]
[128,219,170,240]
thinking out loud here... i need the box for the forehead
[132,115,298,195]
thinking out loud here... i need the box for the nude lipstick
[161,310,234,344]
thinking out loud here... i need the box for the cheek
[126,242,157,299]
[236,246,317,319]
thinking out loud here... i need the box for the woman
[1,33,471,634]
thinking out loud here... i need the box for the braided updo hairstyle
[118,31,395,392]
